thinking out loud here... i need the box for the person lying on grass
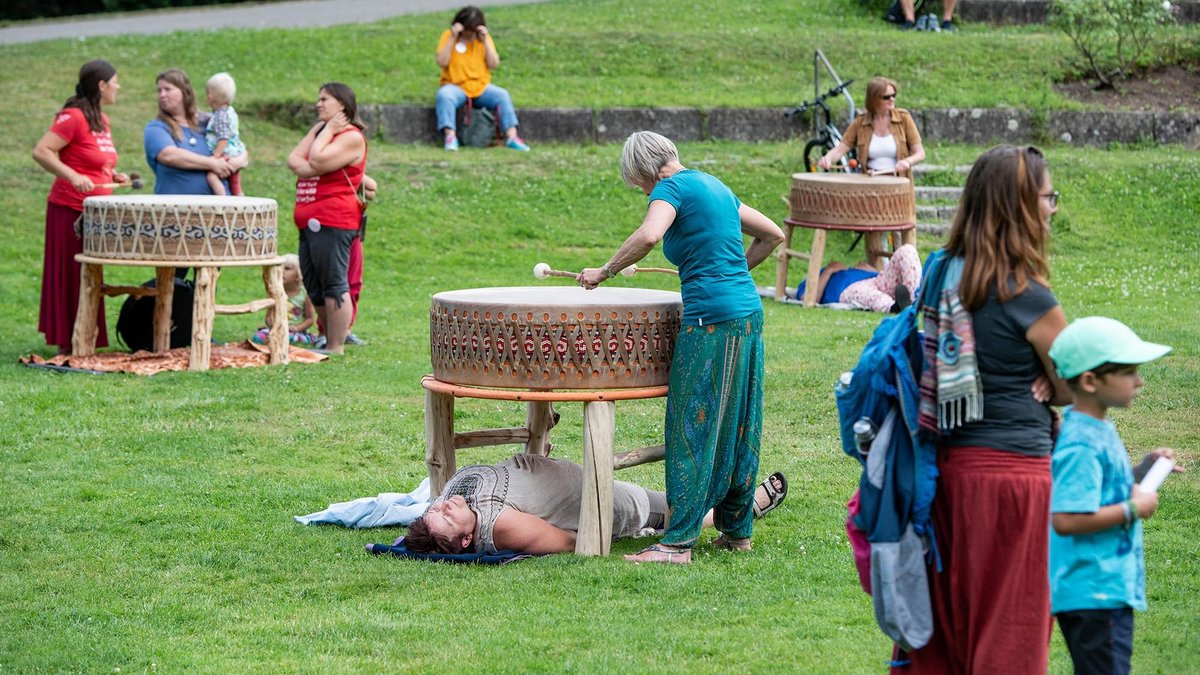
[403,453,787,556]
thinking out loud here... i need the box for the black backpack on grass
[115,275,194,352]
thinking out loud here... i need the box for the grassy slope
[0,1,1198,672]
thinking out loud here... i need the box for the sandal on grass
[752,471,787,519]
[711,534,752,551]
[624,544,691,565]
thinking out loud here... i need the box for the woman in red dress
[32,59,128,354]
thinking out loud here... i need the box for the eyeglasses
[881,94,897,100]
[1041,190,1059,208]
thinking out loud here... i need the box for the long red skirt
[40,202,107,350]
[894,446,1052,674]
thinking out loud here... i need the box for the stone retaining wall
[356,104,1199,148]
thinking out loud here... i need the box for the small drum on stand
[776,173,917,307]
[430,286,682,389]
[424,286,683,555]
[72,195,288,370]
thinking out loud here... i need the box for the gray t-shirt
[944,280,1059,457]
[438,454,657,554]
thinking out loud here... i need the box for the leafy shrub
[1050,0,1176,88]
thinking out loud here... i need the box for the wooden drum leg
[153,267,175,352]
[577,400,615,556]
[801,228,828,308]
[902,227,917,248]
[263,263,289,365]
[425,388,456,495]
[190,267,218,371]
[71,262,103,356]
[774,222,795,303]
[525,400,555,456]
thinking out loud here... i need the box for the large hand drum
[80,195,278,263]
[430,286,683,389]
[788,173,915,228]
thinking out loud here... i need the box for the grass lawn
[1,1,1198,672]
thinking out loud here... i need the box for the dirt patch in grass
[1055,64,1200,111]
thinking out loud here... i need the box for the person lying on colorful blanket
[403,453,787,555]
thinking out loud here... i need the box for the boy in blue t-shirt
[1048,316,1178,675]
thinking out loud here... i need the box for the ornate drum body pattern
[789,173,915,228]
[430,286,682,389]
[81,195,278,263]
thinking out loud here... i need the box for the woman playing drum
[818,76,925,179]
[32,59,126,354]
[577,131,784,564]
[286,82,368,354]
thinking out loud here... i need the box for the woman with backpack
[435,5,530,151]
[899,145,1071,672]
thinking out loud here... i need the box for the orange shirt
[437,29,496,98]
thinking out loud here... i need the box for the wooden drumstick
[533,262,580,279]
[621,264,679,276]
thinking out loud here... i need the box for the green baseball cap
[1049,316,1172,380]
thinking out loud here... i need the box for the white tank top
[868,133,899,173]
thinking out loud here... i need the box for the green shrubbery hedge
[2,0,258,22]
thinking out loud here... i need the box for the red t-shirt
[47,107,118,211]
[293,128,367,232]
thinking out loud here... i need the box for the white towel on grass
[294,477,432,528]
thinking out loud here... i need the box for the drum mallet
[97,171,144,190]
[534,262,678,279]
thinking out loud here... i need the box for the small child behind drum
[204,72,246,196]
[253,254,319,347]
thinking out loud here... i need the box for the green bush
[1050,0,1176,88]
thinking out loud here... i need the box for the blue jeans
[436,83,520,134]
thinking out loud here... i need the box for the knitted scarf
[917,253,983,435]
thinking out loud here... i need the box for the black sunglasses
[880,94,897,100]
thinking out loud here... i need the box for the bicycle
[784,78,856,173]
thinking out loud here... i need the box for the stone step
[917,204,958,221]
[915,186,963,202]
[918,222,952,237]
[913,163,972,177]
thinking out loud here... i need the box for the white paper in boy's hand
[1138,456,1175,493]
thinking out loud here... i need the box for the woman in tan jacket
[818,76,924,179]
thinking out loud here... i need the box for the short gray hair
[206,72,237,106]
[620,131,678,188]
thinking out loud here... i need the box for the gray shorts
[298,226,357,306]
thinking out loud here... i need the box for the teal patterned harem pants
[660,310,763,548]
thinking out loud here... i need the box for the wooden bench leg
[525,401,555,456]
[262,264,290,365]
[425,389,456,495]
[189,267,218,371]
[577,400,615,556]
[774,223,795,303]
[153,267,174,352]
[801,228,828,308]
[71,262,103,356]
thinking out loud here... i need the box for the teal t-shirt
[649,169,761,326]
[1049,406,1146,614]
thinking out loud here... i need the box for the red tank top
[46,108,118,211]
[293,127,367,232]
